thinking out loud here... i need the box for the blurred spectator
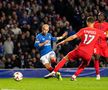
[11,23,22,38]
[14,42,22,55]
[4,36,14,57]
[18,33,30,52]
[0,59,5,68]
[5,57,13,69]
[32,57,43,68]
[11,54,20,68]
[0,56,5,68]
[0,41,4,57]
[29,35,35,49]
[19,54,29,68]
[30,16,39,34]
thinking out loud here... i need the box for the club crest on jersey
[49,36,51,39]
[42,38,45,40]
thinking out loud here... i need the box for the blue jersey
[34,33,57,57]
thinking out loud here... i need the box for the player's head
[42,24,49,35]
[86,16,95,26]
[98,12,105,22]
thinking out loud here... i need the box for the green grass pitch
[0,77,108,90]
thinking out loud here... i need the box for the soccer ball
[13,72,23,81]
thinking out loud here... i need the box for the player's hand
[44,40,50,44]
[56,41,65,46]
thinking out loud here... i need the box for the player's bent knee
[64,55,69,61]
[51,57,56,62]
[44,63,51,69]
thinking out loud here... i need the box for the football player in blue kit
[34,24,63,80]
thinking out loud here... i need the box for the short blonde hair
[42,24,49,29]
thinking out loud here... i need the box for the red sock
[51,58,57,68]
[51,58,56,63]
[74,61,87,76]
[94,60,100,75]
[54,58,67,72]
[47,67,54,72]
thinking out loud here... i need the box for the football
[13,72,23,81]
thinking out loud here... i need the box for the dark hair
[98,12,105,22]
[86,16,95,23]
[98,12,104,16]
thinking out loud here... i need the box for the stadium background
[0,0,108,69]
[0,1,108,90]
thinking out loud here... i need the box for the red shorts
[67,49,91,65]
[100,46,108,57]
[94,44,101,55]
[94,44,108,57]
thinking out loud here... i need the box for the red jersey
[76,27,106,57]
[94,21,108,47]
[94,21,108,32]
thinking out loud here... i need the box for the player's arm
[57,29,83,46]
[106,31,108,37]
[57,34,78,46]
[56,31,68,40]
[57,31,68,40]
[34,40,49,47]
[51,34,64,41]
[62,31,68,38]
[103,30,108,38]
[56,36,64,40]
[39,40,49,47]
[50,31,68,41]
[34,36,49,47]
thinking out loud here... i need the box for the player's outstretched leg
[44,71,62,80]
[71,61,88,81]
[94,60,100,80]
[44,71,55,79]
[44,57,67,79]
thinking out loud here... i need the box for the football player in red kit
[93,12,108,80]
[44,16,107,80]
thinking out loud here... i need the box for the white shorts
[40,51,56,65]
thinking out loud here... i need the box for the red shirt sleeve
[76,29,84,37]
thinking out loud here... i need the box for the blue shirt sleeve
[50,34,57,42]
[34,35,40,48]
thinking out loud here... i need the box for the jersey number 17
[83,34,95,44]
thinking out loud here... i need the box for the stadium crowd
[0,0,108,69]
